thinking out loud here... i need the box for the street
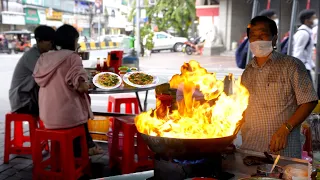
[0,50,242,122]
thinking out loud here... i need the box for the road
[0,50,242,121]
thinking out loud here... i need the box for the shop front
[75,15,90,37]
[24,8,40,31]
[1,11,26,31]
[45,9,63,29]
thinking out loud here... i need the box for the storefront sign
[75,15,90,28]
[22,0,43,6]
[1,12,25,25]
[38,10,47,25]
[24,8,40,24]
[95,0,103,14]
[46,20,63,28]
[63,14,75,25]
[45,9,62,21]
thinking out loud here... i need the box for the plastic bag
[283,164,308,180]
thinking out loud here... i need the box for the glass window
[157,34,167,39]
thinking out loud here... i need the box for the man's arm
[287,102,317,128]
[292,31,309,61]
[23,48,40,73]
[287,59,318,128]
[270,59,318,152]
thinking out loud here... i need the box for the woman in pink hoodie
[33,25,103,156]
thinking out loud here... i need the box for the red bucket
[156,94,173,108]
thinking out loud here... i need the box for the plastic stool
[107,94,140,131]
[32,125,91,180]
[107,94,140,115]
[110,116,153,174]
[4,113,48,164]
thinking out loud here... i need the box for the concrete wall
[219,0,252,51]
[229,0,252,50]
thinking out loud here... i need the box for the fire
[135,60,249,139]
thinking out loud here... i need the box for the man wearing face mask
[240,16,318,158]
[236,9,278,69]
[293,9,317,80]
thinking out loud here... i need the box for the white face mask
[274,18,279,26]
[313,19,319,27]
[250,41,273,57]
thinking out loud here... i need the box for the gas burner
[147,154,234,180]
[173,159,206,165]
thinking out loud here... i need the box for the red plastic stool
[107,94,140,115]
[109,116,153,174]
[3,113,48,164]
[107,94,140,131]
[32,125,91,180]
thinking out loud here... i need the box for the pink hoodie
[33,50,93,129]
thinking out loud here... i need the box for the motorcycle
[182,37,203,55]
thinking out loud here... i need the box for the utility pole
[135,0,141,57]
[287,0,298,56]
[246,0,259,65]
[316,0,320,97]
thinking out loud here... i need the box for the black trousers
[73,123,95,157]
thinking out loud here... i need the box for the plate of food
[123,71,159,88]
[93,72,122,90]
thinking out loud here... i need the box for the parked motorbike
[182,37,202,55]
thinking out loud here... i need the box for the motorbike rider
[195,36,205,55]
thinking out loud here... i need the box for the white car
[98,34,127,43]
[152,32,188,52]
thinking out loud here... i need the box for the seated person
[9,25,55,116]
[195,37,205,55]
[33,24,103,156]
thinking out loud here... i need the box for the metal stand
[287,0,298,56]
[316,0,320,97]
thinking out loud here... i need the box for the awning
[46,20,63,28]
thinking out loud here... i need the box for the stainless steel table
[89,77,168,112]
[94,149,310,180]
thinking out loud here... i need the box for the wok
[140,120,243,160]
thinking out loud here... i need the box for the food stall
[89,60,312,180]
[99,150,310,180]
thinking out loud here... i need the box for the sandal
[88,145,104,156]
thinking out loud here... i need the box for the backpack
[235,38,249,69]
[281,29,311,55]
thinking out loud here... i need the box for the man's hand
[270,125,290,153]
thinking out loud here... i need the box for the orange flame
[135,60,249,139]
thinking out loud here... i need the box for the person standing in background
[293,9,317,80]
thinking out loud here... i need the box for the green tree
[128,0,196,37]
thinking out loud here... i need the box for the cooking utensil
[243,156,274,166]
[139,120,243,159]
[264,152,274,163]
[257,164,283,179]
[270,155,280,173]
[239,178,281,180]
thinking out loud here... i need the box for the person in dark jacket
[9,25,55,116]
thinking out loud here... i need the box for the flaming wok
[139,120,243,159]
[135,60,249,159]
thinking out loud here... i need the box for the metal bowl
[256,164,283,179]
